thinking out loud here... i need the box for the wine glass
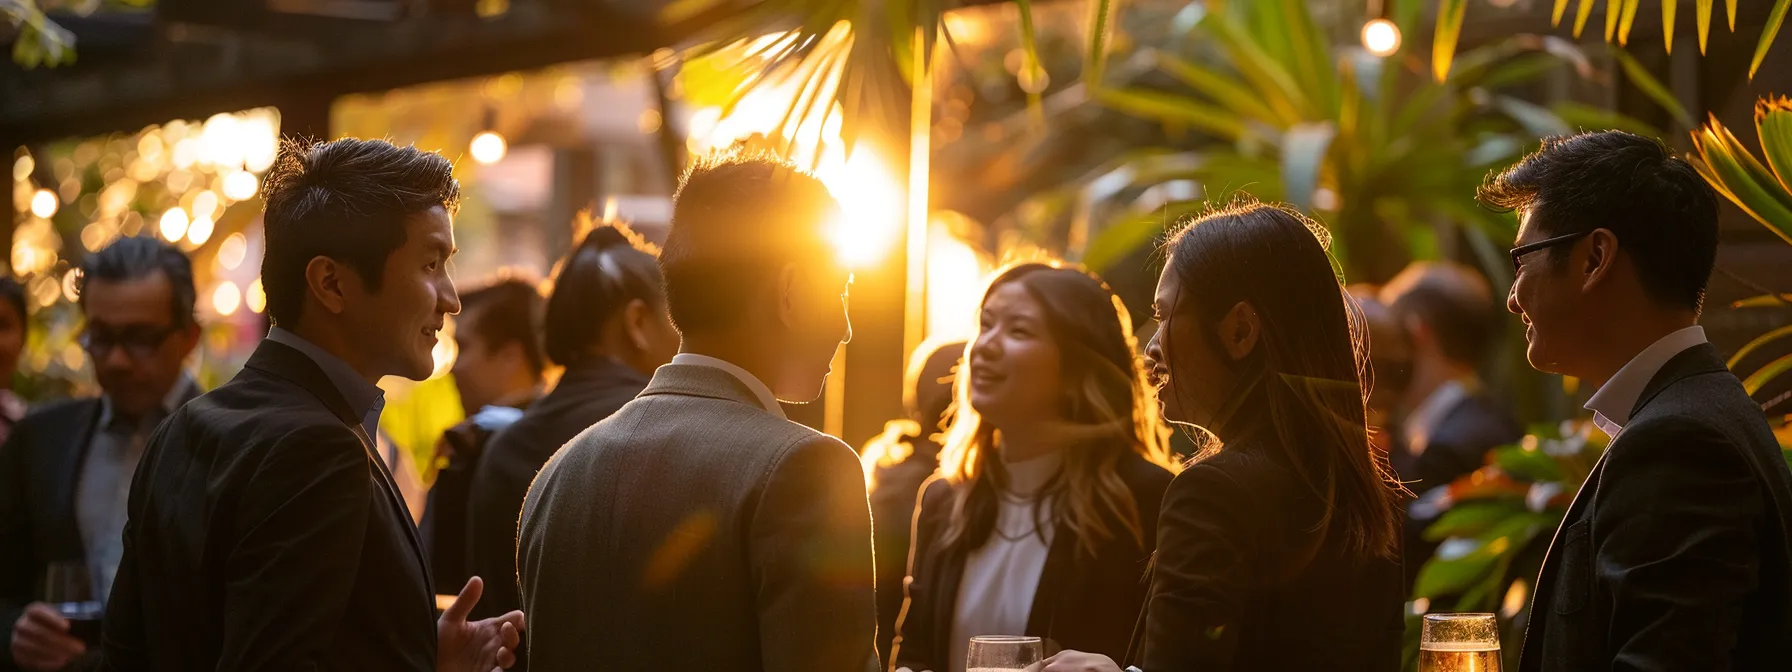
[1419,612,1501,672]
[41,561,104,647]
[966,635,1043,672]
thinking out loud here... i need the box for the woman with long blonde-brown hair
[891,262,1176,672]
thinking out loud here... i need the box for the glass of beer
[42,562,103,647]
[966,635,1043,672]
[1420,612,1501,672]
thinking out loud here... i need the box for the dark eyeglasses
[1509,230,1595,272]
[79,324,182,360]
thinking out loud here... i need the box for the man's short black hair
[659,152,840,334]
[458,276,545,376]
[1477,130,1718,313]
[78,235,196,328]
[543,223,663,367]
[0,277,26,328]
[1382,262,1500,365]
[260,137,460,326]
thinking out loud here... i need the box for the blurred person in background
[517,154,874,671]
[100,138,521,671]
[1,237,201,672]
[1345,284,1412,466]
[861,339,963,664]
[464,223,677,637]
[0,278,28,446]
[1044,202,1406,672]
[892,263,1176,672]
[1379,261,1521,592]
[422,276,546,596]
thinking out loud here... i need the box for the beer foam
[1420,643,1500,652]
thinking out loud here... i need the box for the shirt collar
[265,326,387,435]
[1402,378,1473,457]
[1585,325,1708,437]
[669,352,786,420]
[99,373,199,432]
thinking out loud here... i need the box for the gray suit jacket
[517,363,879,672]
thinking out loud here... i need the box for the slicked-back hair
[1381,261,1500,365]
[260,138,461,326]
[1477,130,1717,313]
[78,235,196,328]
[544,223,665,367]
[659,152,841,334]
[458,276,546,376]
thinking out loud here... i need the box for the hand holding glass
[42,562,103,647]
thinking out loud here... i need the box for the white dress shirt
[948,451,1062,672]
[1584,325,1708,438]
[670,352,786,420]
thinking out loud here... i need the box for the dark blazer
[1399,391,1524,591]
[0,399,101,672]
[867,439,941,665]
[517,363,878,672]
[1131,438,1404,671]
[1519,344,1792,671]
[99,340,437,671]
[464,358,648,625]
[891,453,1173,672]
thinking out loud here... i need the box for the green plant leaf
[1698,0,1714,54]
[1729,324,1792,370]
[1154,51,1288,126]
[1496,446,1568,482]
[1730,294,1792,309]
[1424,500,1527,541]
[1015,0,1045,118]
[1576,0,1599,38]
[1612,46,1696,129]
[1752,0,1790,79]
[1434,0,1469,82]
[1086,0,1118,89]
[1619,0,1643,45]
[1758,97,1792,193]
[1494,96,1573,137]
[1096,88,1250,141]
[1744,352,1792,395]
[1552,101,1665,137]
[1553,0,1571,25]
[1413,542,1501,598]
[1282,122,1336,211]
[1606,0,1622,40]
[1664,0,1678,53]
[1730,0,1740,30]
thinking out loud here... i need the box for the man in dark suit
[1380,262,1524,589]
[100,138,523,672]
[1,238,201,672]
[1481,130,1792,670]
[518,154,877,671]
[464,224,678,642]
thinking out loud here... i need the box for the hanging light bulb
[1362,18,1401,57]
[470,107,507,165]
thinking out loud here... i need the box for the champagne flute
[966,635,1043,672]
[41,561,103,647]
[1419,612,1501,672]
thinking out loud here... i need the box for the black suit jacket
[867,440,940,665]
[1519,344,1792,671]
[891,453,1172,672]
[99,339,438,671]
[1399,391,1524,591]
[517,363,878,672]
[465,357,647,626]
[1131,440,1404,671]
[0,399,101,672]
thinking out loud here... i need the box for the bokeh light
[212,281,241,316]
[218,233,248,270]
[30,189,58,218]
[187,215,215,246]
[1361,19,1401,57]
[246,277,267,313]
[222,171,259,200]
[470,131,508,164]
[159,207,189,242]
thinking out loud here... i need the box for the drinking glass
[1419,612,1501,672]
[966,635,1043,672]
[41,562,103,647]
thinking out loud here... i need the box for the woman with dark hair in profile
[1044,202,1406,672]
[463,220,681,635]
[892,262,1177,672]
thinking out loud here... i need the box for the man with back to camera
[517,153,876,671]
[1481,130,1792,671]
[1,237,201,672]
[100,138,524,672]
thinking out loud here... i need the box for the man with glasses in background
[0,236,201,672]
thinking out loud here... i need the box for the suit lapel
[1026,525,1077,645]
[48,401,103,560]
[244,340,434,590]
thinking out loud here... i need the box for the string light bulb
[1362,18,1401,57]
[470,108,507,165]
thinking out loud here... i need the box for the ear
[622,298,653,351]
[304,256,351,315]
[1216,301,1262,361]
[1581,228,1621,292]
[775,263,800,330]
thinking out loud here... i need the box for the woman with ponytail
[1044,201,1406,672]
[892,262,1176,672]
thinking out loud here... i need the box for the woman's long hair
[1158,201,1404,561]
[937,262,1177,558]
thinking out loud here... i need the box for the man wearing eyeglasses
[1481,130,1792,672]
[0,236,201,672]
